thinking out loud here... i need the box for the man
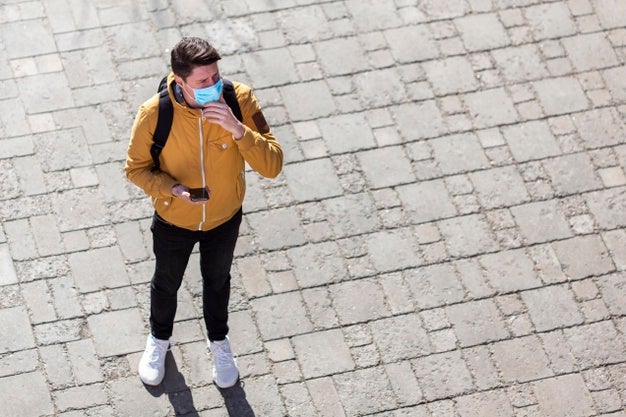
[125,37,283,388]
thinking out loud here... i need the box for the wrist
[233,124,245,141]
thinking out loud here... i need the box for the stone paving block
[53,188,109,232]
[346,0,403,32]
[287,241,347,287]
[318,113,376,154]
[492,44,549,83]
[242,49,298,89]
[370,314,430,362]
[502,120,562,162]
[543,153,601,196]
[463,346,500,390]
[464,87,518,129]
[524,2,577,40]
[55,383,108,412]
[69,246,130,293]
[278,5,332,43]
[4,218,38,261]
[455,13,509,52]
[88,308,145,356]
[280,81,336,121]
[353,68,409,108]
[385,361,423,406]
[0,306,35,353]
[424,56,478,95]
[597,273,626,315]
[0,371,54,416]
[430,133,489,175]
[551,235,614,280]
[357,145,415,189]
[245,206,307,251]
[50,276,83,319]
[66,338,103,385]
[455,390,515,417]
[573,108,625,149]
[307,376,347,417]
[563,33,619,72]
[480,248,541,292]
[603,66,626,102]
[251,292,313,340]
[384,25,438,63]
[365,228,422,272]
[292,329,354,378]
[413,350,474,401]
[533,374,595,417]
[0,243,19,286]
[522,283,583,332]
[393,100,447,141]
[19,72,75,113]
[405,263,465,309]
[438,214,498,258]
[330,277,390,325]
[565,320,626,368]
[593,0,626,28]
[334,366,397,416]
[586,187,626,229]
[108,376,170,417]
[534,77,589,116]
[323,193,381,238]
[39,343,73,387]
[492,335,554,383]
[0,348,38,378]
[314,37,369,76]
[1,19,57,59]
[283,158,343,202]
[447,299,509,347]
[281,382,317,416]
[397,179,457,224]
[511,200,573,244]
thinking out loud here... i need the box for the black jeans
[149,208,242,342]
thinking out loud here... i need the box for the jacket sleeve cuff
[233,126,256,151]
[160,177,179,197]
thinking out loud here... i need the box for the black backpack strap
[222,79,243,122]
[151,76,174,172]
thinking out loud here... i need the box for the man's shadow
[144,351,255,416]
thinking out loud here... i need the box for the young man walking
[125,37,283,388]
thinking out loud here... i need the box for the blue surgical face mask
[189,78,223,106]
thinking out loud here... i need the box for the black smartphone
[188,187,209,202]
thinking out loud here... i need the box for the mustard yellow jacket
[125,73,283,231]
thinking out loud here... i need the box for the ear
[173,74,183,87]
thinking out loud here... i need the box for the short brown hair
[171,37,221,80]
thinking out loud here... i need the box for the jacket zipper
[197,117,206,230]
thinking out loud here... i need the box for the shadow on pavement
[217,381,256,417]
[143,351,199,416]
[142,351,255,416]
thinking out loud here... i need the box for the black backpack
[150,76,243,171]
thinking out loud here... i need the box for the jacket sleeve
[124,102,178,199]
[233,86,283,178]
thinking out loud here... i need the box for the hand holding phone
[188,187,210,202]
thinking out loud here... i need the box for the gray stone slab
[18,73,75,113]
[598,273,626,315]
[0,306,35,353]
[430,133,489,175]
[370,314,430,362]
[533,77,589,116]
[69,246,130,293]
[455,390,515,417]
[603,65,626,102]
[314,37,370,76]
[446,299,509,347]
[287,241,347,287]
[365,228,422,272]
[392,101,447,141]
[242,48,299,89]
[333,367,397,416]
[283,158,343,202]
[543,153,601,196]
[455,13,509,52]
[464,88,518,129]
[353,68,409,108]
[573,108,625,149]
[423,56,478,95]
[0,371,54,416]
[251,292,313,340]
[318,113,376,154]
[413,350,474,401]
[562,33,619,72]
[511,200,573,244]
[522,284,584,332]
[88,308,145,356]
[551,235,615,280]
[0,243,17,285]
[534,374,595,417]
[492,44,549,83]
[358,146,416,189]
[323,193,381,238]
[524,2,577,40]
[592,0,626,29]
[246,207,307,250]
[397,179,458,224]
[384,25,438,63]
[330,277,390,325]
[405,263,466,309]
[1,20,57,59]
[439,214,498,258]
[471,166,530,209]
[586,187,626,229]
[280,81,336,121]
[502,120,562,162]
[293,329,354,378]
[278,5,333,43]
[346,0,403,32]
[565,320,626,368]
[480,248,541,293]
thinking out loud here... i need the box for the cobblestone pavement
[1,0,625,416]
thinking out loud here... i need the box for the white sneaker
[209,336,239,388]
[138,334,169,386]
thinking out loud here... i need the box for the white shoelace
[212,342,235,367]
[148,340,169,365]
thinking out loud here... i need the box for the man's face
[175,62,221,107]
